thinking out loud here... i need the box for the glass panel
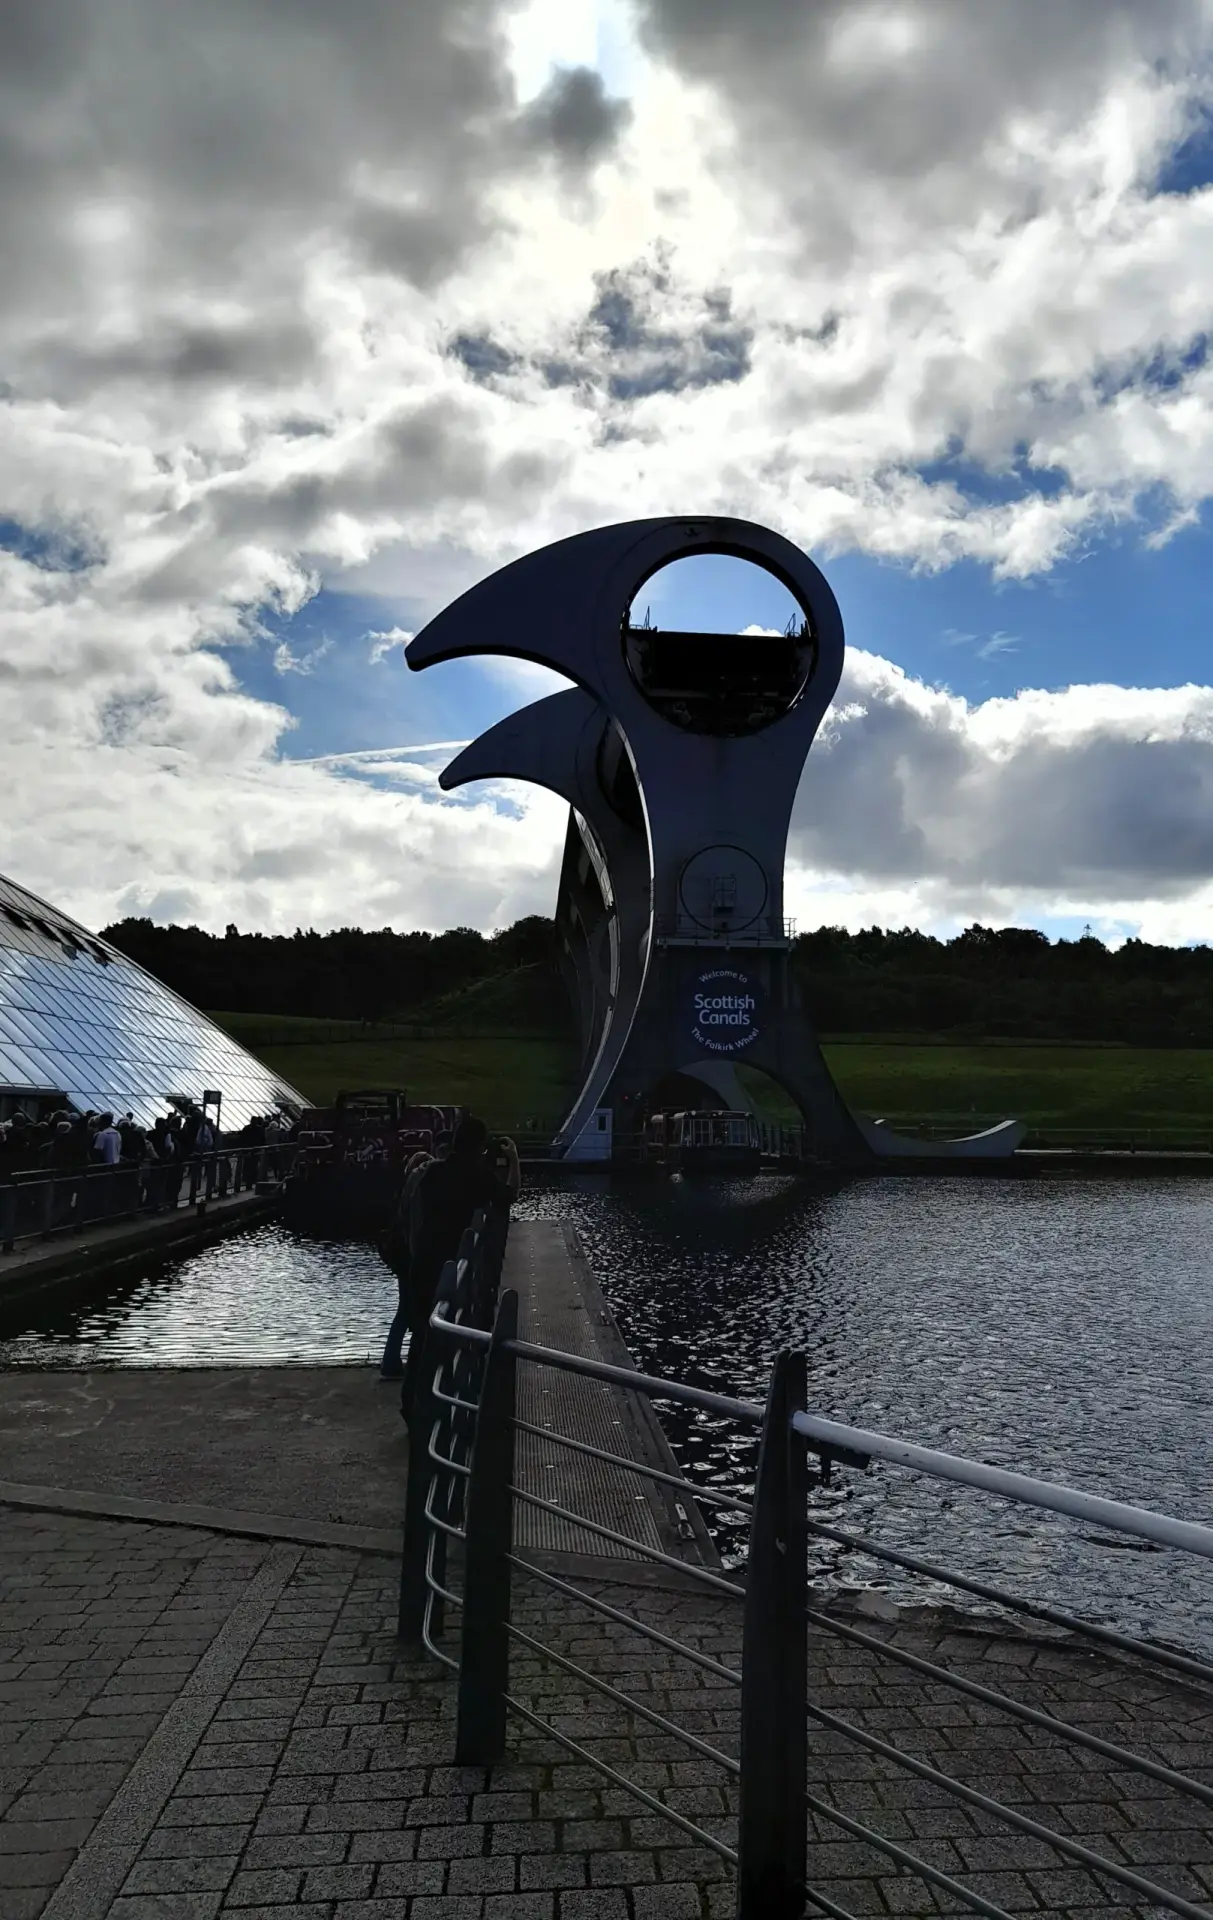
[17,1043,57,1084]
[0,1042,42,1084]
[0,1008,41,1047]
[0,885,302,1127]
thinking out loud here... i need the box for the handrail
[0,1143,297,1253]
[791,1408,1213,1556]
[652,911,797,946]
[430,1299,767,1421]
[403,1218,1213,1920]
[1,1148,257,1184]
[800,1510,1213,1685]
[429,1297,1213,1560]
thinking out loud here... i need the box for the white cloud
[4,1,1213,937]
[300,742,472,766]
[789,650,1213,933]
[272,636,331,675]
[943,628,1020,661]
[508,0,604,101]
[6,636,1213,941]
[365,625,414,665]
[4,736,568,936]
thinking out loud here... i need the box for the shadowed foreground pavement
[4,1503,1213,1919]
[0,1370,403,1533]
[3,1229,1212,1914]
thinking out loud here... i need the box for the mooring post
[736,1351,809,1920]
[456,1287,519,1765]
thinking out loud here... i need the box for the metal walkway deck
[504,1219,717,1568]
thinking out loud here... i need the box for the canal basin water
[1,1171,1209,1651]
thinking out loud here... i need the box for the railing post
[456,1287,519,1766]
[736,1351,808,1920]
[398,1260,459,1642]
[470,1209,507,1331]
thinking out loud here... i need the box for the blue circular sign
[690,967,763,1054]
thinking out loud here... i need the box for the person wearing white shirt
[93,1116,122,1165]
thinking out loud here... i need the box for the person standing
[262,1110,284,1178]
[378,1149,432,1380]
[400,1117,520,1418]
[194,1111,218,1197]
[163,1113,186,1208]
[50,1120,77,1171]
[93,1114,122,1166]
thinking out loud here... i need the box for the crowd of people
[4,1099,519,1409]
[377,1114,521,1415]
[0,1102,296,1185]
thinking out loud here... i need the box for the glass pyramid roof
[0,872,303,1129]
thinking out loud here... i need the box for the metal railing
[399,1219,1213,1920]
[0,1144,297,1253]
[757,1119,807,1159]
[1026,1125,1213,1154]
[859,1117,1213,1155]
[652,912,797,947]
[502,1119,809,1162]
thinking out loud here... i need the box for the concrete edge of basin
[559,1220,723,1572]
[0,1192,280,1305]
[0,1476,401,1557]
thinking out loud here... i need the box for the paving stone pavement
[3,1505,1213,1918]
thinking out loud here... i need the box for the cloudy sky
[4,0,1213,944]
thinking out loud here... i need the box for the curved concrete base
[665,1076,1027,1162]
[856,1115,1027,1159]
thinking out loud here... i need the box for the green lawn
[208,1012,1213,1146]
[211,1010,373,1045]
[822,1041,1213,1146]
[209,1021,578,1133]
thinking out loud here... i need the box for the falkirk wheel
[406,517,1024,1166]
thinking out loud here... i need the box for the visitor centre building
[0,873,301,1129]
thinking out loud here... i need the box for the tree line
[794,923,1213,1046]
[100,915,1213,1047]
[101,915,559,1025]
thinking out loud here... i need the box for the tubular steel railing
[756,1119,808,1159]
[399,1217,1213,1920]
[652,911,797,947]
[0,1144,296,1252]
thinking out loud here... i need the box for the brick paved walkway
[4,1504,1213,1919]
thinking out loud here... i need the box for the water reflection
[2,1172,1211,1648]
[0,1223,392,1368]
[514,1172,1213,1651]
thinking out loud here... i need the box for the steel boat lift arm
[408,520,1024,1164]
[437,689,653,1152]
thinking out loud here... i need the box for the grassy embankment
[209,968,1213,1147]
[210,969,579,1134]
[818,1043,1213,1147]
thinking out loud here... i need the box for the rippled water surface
[0,1225,392,1369]
[3,1172,1211,1646]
